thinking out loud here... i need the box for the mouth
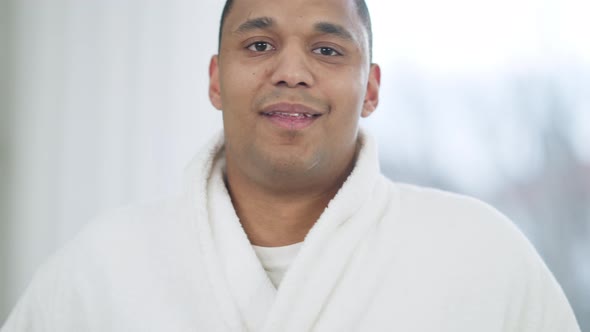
[260,103,324,130]
[261,111,322,119]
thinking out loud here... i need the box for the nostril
[274,81,309,88]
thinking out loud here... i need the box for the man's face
[209,0,380,186]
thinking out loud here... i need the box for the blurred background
[0,0,588,329]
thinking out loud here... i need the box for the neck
[224,154,355,247]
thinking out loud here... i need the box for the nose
[270,45,314,88]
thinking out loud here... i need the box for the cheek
[221,70,254,105]
[222,61,268,96]
[320,70,365,139]
[219,73,258,134]
[330,79,365,115]
[331,66,365,96]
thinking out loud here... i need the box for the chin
[259,147,322,176]
[271,154,319,173]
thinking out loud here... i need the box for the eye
[312,47,342,56]
[247,41,275,52]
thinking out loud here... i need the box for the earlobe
[361,63,381,118]
[209,55,223,110]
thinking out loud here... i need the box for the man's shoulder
[73,197,187,245]
[376,180,547,291]
[39,196,194,279]
[390,181,515,228]
[2,196,208,331]
[365,179,580,331]
[383,180,539,261]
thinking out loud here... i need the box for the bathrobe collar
[184,128,381,332]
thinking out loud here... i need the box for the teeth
[266,111,316,118]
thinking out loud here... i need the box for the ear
[361,63,381,118]
[209,55,223,110]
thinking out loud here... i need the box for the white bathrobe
[1,131,581,332]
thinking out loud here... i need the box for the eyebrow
[313,22,354,41]
[234,17,354,42]
[235,17,274,34]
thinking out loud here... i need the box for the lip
[260,103,323,130]
[260,102,324,117]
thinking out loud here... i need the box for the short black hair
[217,0,373,61]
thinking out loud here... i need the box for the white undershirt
[252,242,304,288]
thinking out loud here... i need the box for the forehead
[224,0,364,38]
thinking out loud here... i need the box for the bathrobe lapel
[184,130,385,332]
[208,152,278,332]
[260,131,384,332]
[185,132,276,332]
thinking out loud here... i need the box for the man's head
[218,0,373,61]
[208,0,380,194]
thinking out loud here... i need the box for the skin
[209,0,380,246]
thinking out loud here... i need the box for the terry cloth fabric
[1,129,581,332]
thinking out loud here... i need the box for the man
[1,0,581,331]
